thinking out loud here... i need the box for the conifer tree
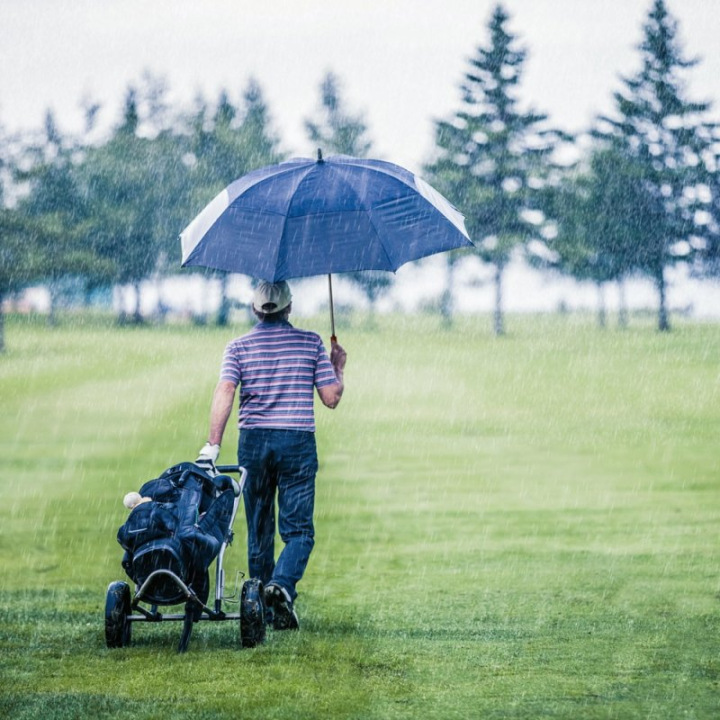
[540,145,644,328]
[426,4,567,335]
[593,0,715,331]
[305,72,391,320]
[185,79,283,325]
[304,72,373,157]
[80,87,189,323]
[13,111,108,324]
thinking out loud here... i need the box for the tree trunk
[216,273,230,327]
[656,267,670,332]
[366,300,377,329]
[115,285,127,324]
[0,293,5,354]
[47,282,59,327]
[440,258,455,329]
[617,277,628,329]
[493,262,504,337]
[596,281,606,329]
[83,280,93,308]
[132,281,143,324]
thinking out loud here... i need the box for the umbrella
[180,151,472,340]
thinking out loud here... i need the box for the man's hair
[253,306,291,323]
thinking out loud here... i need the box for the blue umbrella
[180,151,472,339]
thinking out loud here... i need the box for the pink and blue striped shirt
[220,321,338,432]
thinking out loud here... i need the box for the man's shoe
[264,583,299,631]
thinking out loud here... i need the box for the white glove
[196,442,220,476]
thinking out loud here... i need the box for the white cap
[252,281,292,313]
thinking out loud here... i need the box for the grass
[0,312,718,719]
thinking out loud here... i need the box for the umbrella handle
[328,274,337,344]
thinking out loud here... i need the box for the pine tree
[593,0,715,331]
[13,111,107,325]
[184,80,284,325]
[540,145,646,328]
[701,169,720,278]
[189,80,283,207]
[304,72,373,157]
[80,88,190,323]
[304,72,390,320]
[0,210,39,352]
[425,4,567,335]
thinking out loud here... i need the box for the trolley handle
[216,465,248,495]
[216,464,244,475]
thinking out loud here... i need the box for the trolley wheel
[240,578,266,648]
[105,581,132,648]
[178,602,195,653]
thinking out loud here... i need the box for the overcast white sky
[1,0,719,174]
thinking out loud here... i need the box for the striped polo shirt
[220,321,338,432]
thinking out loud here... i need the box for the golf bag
[117,462,236,606]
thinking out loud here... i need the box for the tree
[0,121,31,350]
[80,85,191,323]
[13,111,107,324]
[187,80,283,206]
[0,119,63,347]
[593,0,716,331]
[426,4,568,335]
[697,144,720,279]
[0,211,41,352]
[539,144,647,328]
[304,72,373,157]
[239,78,284,173]
[304,72,391,316]
[184,79,284,324]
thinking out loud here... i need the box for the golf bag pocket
[117,502,179,554]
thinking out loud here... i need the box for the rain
[1,1,719,718]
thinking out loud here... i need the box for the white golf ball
[123,491,142,509]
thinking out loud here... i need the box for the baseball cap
[252,281,292,313]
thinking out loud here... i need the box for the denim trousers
[237,429,318,601]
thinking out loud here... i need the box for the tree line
[1,0,719,351]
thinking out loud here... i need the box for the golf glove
[196,442,220,476]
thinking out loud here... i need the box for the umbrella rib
[272,203,292,282]
[262,162,317,281]
[364,208,397,271]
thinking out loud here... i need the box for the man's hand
[196,442,220,476]
[318,341,346,409]
[330,341,347,374]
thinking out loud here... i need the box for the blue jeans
[237,429,318,601]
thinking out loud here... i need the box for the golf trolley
[104,464,265,653]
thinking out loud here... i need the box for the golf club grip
[216,465,240,474]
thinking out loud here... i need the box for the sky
[1,0,719,176]
[3,0,720,318]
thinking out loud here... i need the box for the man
[196,280,346,630]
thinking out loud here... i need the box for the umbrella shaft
[328,274,336,343]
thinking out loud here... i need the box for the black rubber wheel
[240,578,266,648]
[105,581,132,648]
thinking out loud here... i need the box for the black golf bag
[117,462,236,606]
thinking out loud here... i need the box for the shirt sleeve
[314,339,338,389]
[219,340,241,385]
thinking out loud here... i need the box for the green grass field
[0,313,718,719]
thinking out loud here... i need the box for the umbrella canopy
[180,153,472,281]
